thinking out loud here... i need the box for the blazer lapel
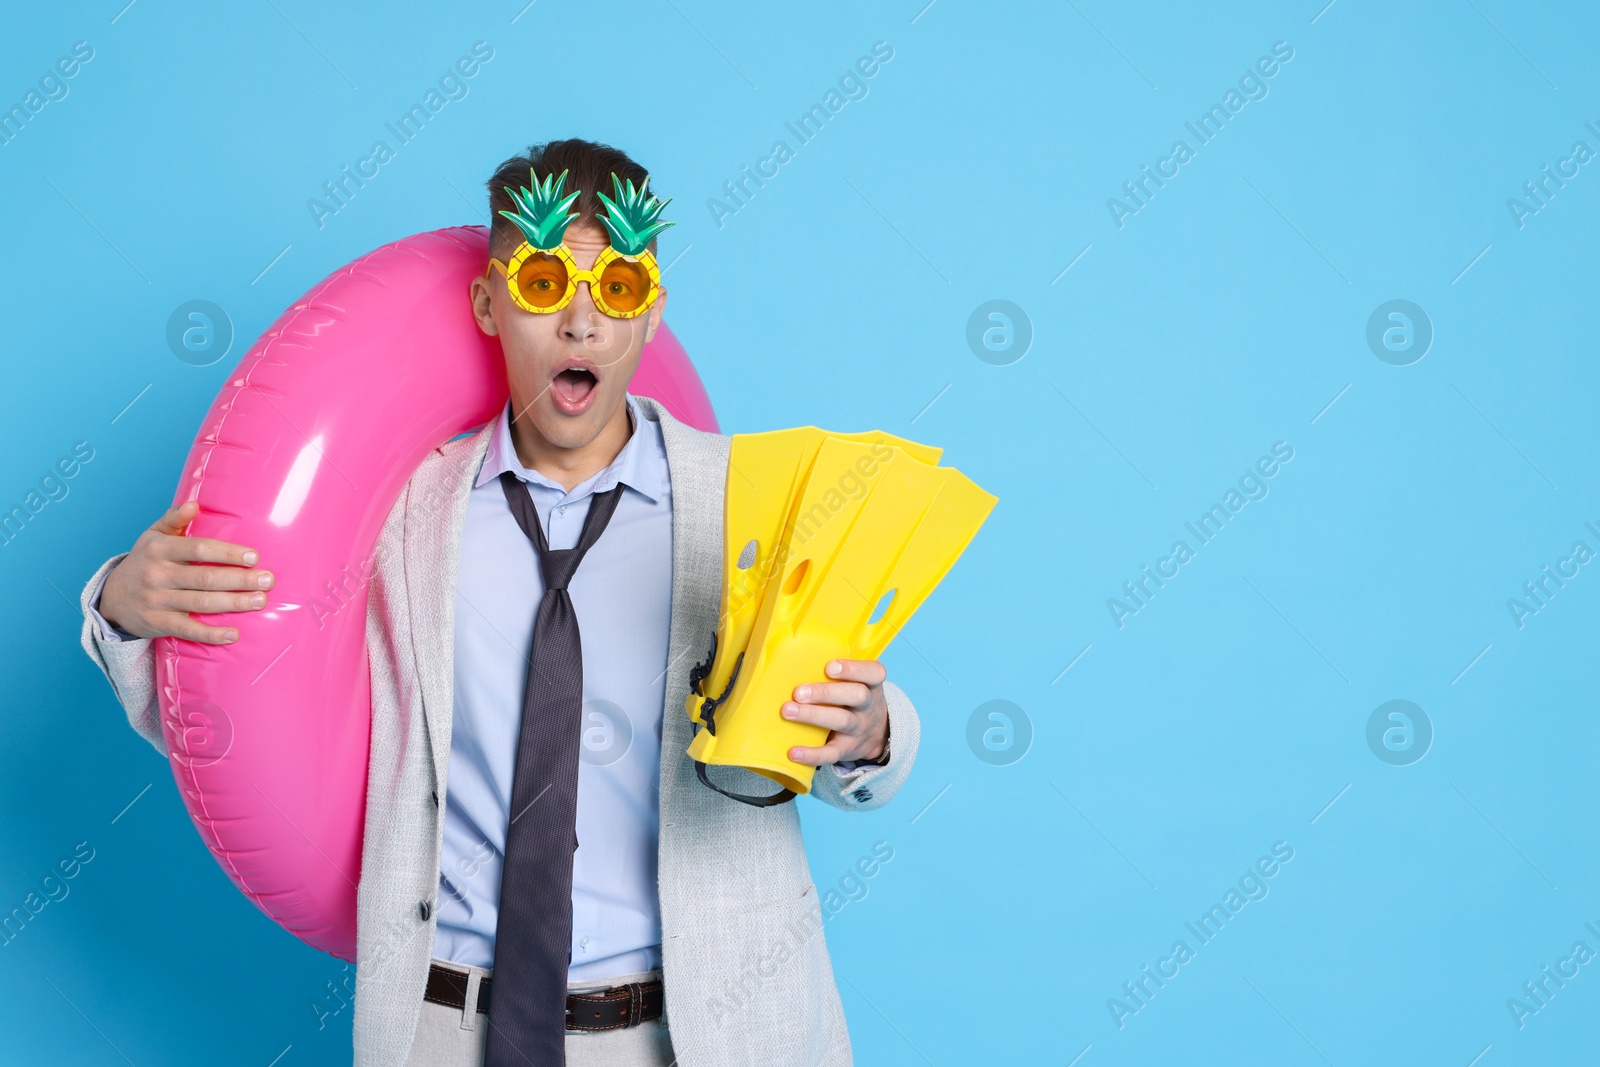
[406,420,497,794]
[635,396,727,816]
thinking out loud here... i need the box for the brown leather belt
[424,962,663,1033]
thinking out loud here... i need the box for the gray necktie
[485,471,623,1067]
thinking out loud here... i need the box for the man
[77,138,920,1067]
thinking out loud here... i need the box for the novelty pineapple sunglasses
[485,168,674,320]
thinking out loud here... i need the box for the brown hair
[484,138,661,257]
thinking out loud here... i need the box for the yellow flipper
[686,433,996,796]
[685,427,941,727]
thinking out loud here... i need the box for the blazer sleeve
[806,678,920,812]
[78,552,166,757]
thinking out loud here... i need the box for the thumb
[151,499,199,536]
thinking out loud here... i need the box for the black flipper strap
[687,631,716,698]
[692,752,797,807]
[698,651,743,736]
[685,646,796,806]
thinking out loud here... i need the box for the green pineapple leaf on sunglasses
[498,167,582,251]
[596,172,675,257]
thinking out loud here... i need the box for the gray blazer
[78,396,921,1067]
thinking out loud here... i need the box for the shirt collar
[474,393,662,503]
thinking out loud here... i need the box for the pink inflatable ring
[156,226,716,960]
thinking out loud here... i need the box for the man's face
[470,220,667,451]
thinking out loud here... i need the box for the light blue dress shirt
[433,393,673,980]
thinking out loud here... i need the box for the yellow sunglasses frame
[486,242,662,320]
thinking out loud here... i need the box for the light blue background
[3,1,1597,1063]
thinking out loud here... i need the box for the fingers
[147,559,273,592]
[774,659,889,767]
[160,535,262,568]
[150,500,199,536]
[103,502,266,644]
[791,680,870,709]
[787,737,854,767]
[147,502,263,569]
[782,700,857,733]
[781,659,889,767]
[154,612,240,645]
[161,589,268,616]
[822,658,887,686]
[114,587,264,642]
[783,701,864,766]
[167,563,273,598]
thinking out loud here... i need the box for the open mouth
[550,363,599,415]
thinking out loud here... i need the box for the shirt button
[419,899,433,921]
[579,936,590,950]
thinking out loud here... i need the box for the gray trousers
[404,959,675,1066]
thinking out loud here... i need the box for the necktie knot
[498,472,625,596]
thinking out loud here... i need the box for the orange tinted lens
[512,252,570,309]
[595,258,653,314]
